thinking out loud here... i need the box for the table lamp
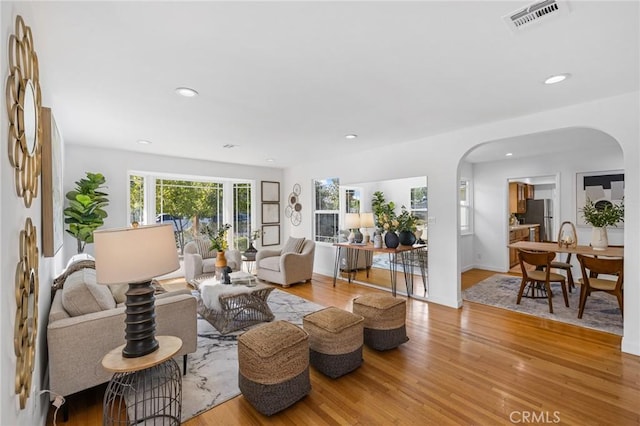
[345,213,362,243]
[360,212,375,243]
[94,224,179,358]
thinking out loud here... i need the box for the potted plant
[580,198,624,250]
[371,191,400,248]
[396,206,419,246]
[64,172,109,253]
[208,223,232,268]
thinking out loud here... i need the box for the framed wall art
[261,203,280,224]
[261,181,280,202]
[41,107,64,257]
[576,170,624,227]
[262,224,280,246]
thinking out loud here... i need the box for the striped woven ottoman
[352,294,408,351]
[238,320,311,416]
[303,307,364,378]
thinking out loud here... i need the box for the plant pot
[215,251,228,269]
[590,226,608,251]
[384,231,399,249]
[398,230,416,246]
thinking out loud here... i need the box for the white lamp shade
[94,224,179,284]
[360,212,375,228]
[345,213,361,229]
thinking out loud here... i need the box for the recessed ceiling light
[505,152,513,157]
[175,87,199,97]
[266,158,275,163]
[345,134,358,140]
[137,139,152,145]
[544,73,571,85]
[223,144,237,149]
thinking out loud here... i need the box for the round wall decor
[6,15,42,208]
[285,184,302,226]
[14,217,39,409]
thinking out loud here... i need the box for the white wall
[1,5,66,425]
[63,145,284,260]
[285,92,640,356]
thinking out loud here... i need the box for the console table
[333,242,427,297]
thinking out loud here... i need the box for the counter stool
[238,320,310,416]
[352,294,408,351]
[303,307,364,378]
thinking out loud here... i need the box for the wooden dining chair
[516,250,569,314]
[543,240,575,293]
[576,254,624,319]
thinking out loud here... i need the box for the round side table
[102,336,183,425]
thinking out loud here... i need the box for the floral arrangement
[396,206,420,233]
[250,230,261,242]
[209,223,232,251]
[581,198,624,228]
[372,191,398,232]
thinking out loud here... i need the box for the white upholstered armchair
[183,237,241,283]
[256,238,315,287]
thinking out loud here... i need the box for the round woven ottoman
[238,320,311,416]
[303,307,364,378]
[352,294,408,351]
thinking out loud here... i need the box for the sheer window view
[410,186,428,224]
[129,174,253,254]
[459,179,471,232]
[314,178,340,243]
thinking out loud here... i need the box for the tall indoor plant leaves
[64,172,109,253]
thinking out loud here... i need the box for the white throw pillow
[282,237,305,254]
[62,269,116,316]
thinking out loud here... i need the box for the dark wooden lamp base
[123,280,158,358]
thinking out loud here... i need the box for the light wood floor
[47,270,639,425]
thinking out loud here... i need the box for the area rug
[371,254,427,276]
[180,288,324,422]
[463,274,622,335]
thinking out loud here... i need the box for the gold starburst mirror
[14,218,39,409]
[6,15,42,208]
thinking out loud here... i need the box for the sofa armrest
[184,252,203,282]
[47,292,196,398]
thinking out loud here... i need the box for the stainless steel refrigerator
[523,199,553,241]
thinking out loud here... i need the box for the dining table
[508,241,624,258]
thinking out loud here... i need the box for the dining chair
[576,254,624,319]
[516,250,569,314]
[543,240,575,293]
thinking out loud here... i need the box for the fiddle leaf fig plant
[64,172,109,253]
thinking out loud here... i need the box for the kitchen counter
[509,224,540,231]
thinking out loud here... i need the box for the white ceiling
[25,1,639,168]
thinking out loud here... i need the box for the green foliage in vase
[206,223,232,251]
[396,206,420,232]
[372,191,398,232]
[580,198,624,228]
[64,172,109,253]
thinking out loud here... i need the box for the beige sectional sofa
[47,266,197,400]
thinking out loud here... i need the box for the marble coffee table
[197,278,275,334]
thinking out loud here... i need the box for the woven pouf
[352,294,408,351]
[238,320,311,416]
[303,307,364,378]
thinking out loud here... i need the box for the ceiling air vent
[503,0,570,32]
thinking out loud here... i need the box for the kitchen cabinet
[509,225,540,267]
[526,184,534,199]
[509,182,534,213]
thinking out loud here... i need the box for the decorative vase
[215,251,228,269]
[590,226,608,251]
[398,230,416,246]
[384,231,400,249]
[373,233,383,249]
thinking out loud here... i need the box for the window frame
[459,178,473,235]
[313,177,340,244]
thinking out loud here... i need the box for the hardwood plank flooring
[47,270,639,425]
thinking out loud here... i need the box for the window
[314,178,340,243]
[344,188,360,213]
[410,186,428,224]
[460,179,472,234]
[128,173,253,254]
[233,183,252,251]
